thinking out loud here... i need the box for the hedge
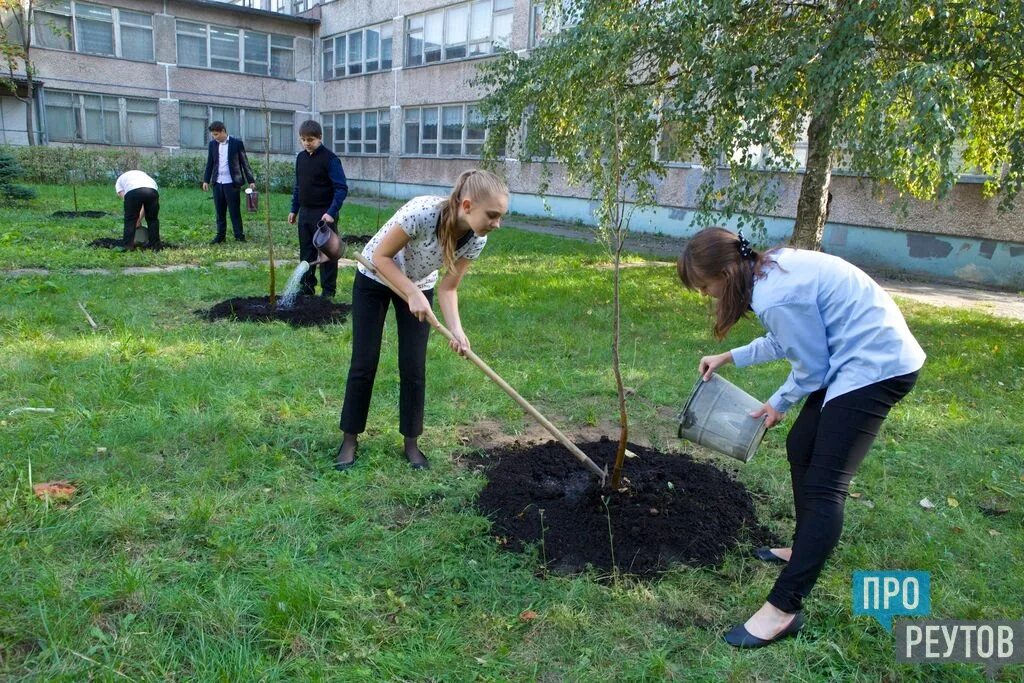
[6,145,296,192]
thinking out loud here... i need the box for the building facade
[2,0,1022,287]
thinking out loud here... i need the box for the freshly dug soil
[476,437,777,576]
[201,295,351,328]
[90,238,174,250]
[53,210,109,218]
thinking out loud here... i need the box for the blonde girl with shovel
[677,227,925,648]
[335,170,509,471]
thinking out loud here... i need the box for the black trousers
[767,371,919,613]
[297,206,338,296]
[340,271,435,438]
[123,187,160,246]
[212,182,244,239]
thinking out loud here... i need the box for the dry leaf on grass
[850,492,862,499]
[32,481,76,502]
[947,497,960,508]
[919,498,936,510]
[988,529,1002,537]
[519,610,538,622]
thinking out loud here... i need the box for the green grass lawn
[1,185,1022,681]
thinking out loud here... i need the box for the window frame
[177,102,295,153]
[401,103,495,158]
[33,1,154,62]
[321,22,393,80]
[44,90,160,146]
[175,20,296,79]
[323,109,391,156]
[405,0,512,68]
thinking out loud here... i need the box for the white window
[321,22,392,80]
[323,110,390,155]
[530,0,579,47]
[406,0,511,67]
[35,2,72,50]
[176,21,295,78]
[403,104,492,157]
[44,90,159,146]
[119,10,154,61]
[178,102,294,153]
[33,2,153,60]
[75,3,113,56]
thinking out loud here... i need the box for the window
[44,90,159,146]
[657,121,699,165]
[178,102,294,153]
[321,23,392,80]
[405,1,511,67]
[33,2,153,60]
[403,104,494,157]
[176,21,295,78]
[530,0,580,47]
[119,10,154,61]
[323,110,391,155]
[35,2,72,50]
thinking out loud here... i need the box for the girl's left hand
[750,402,785,428]
[449,330,470,356]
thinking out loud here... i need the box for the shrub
[6,145,295,192]
[0,148,36,204]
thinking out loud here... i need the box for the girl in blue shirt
[678,227,925,648]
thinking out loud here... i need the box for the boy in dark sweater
[288,120,349,297]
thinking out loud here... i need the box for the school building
[1,0,1021,288]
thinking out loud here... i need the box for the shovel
[353,252,607,485]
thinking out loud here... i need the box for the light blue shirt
[730,249,926,414]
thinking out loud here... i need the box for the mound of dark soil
[201,295,351,328]
[476,437,777,576]
[90,238,175,250]
[342,234,375,247]
[53,210,109,218]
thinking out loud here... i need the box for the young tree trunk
[609,225,628,489]
[609,125,629,490]
[790,101,837,250]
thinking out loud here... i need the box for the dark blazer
[203,137,256,187]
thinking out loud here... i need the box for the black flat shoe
[724,612,804,649]
[754,547,789,565]
[409,457,430,470]
[334,443,358,471]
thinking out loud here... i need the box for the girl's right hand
[407,290,433,322]
[698,352,734,381]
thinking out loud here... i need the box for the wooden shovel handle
[353,253,606,484]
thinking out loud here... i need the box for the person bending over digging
[115,169,160,251]
[335,169,509,471]
[677,227,925,649]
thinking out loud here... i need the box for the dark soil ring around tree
[476,437,778,577]
[200,295,352,328]
[90,238,176,250]
[53,211,110,218]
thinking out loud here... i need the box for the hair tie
[736,230,756,261]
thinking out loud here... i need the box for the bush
[5,145,295,192]
[0,149,36,204]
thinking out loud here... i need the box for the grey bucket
[677,374,768,463]
[134,226,149,246]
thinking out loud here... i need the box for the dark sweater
[291,145,348,217]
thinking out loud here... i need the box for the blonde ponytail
[438,169,508,271]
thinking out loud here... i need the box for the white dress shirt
[114,170,158,195]
[217,137,232,184]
